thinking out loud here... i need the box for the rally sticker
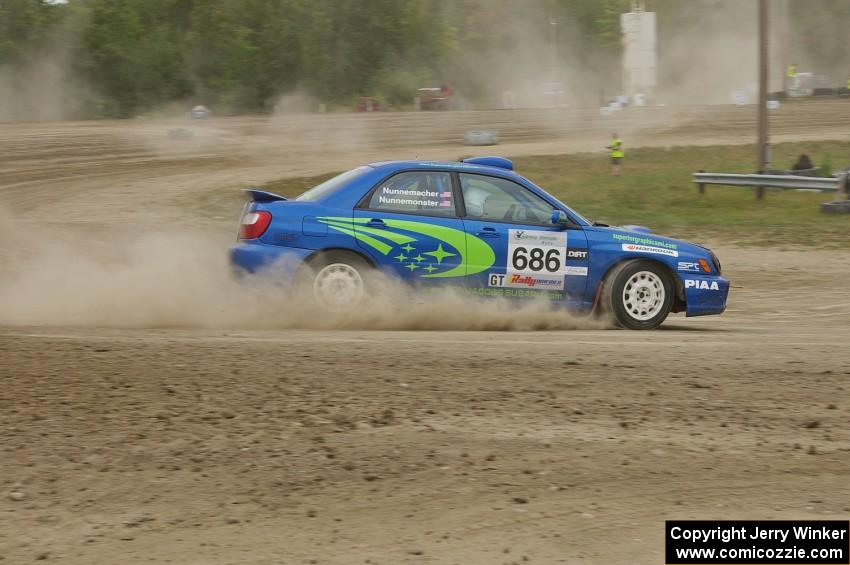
[489,273,565,290]
[621,243,679,258]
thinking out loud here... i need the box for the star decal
[423,243,456,264]
[401,243,415,253]
[413,254,426,263]
[423,265,437,273]
[405,263,419,271]
[393,252,408,262]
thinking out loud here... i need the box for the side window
[460,173,554,224]
[366,171,456,216]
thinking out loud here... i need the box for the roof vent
[462,156,514,170]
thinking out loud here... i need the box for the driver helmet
[463,186,490,216]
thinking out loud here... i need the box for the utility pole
[549,20,558,80]
[756,0,769,200]
[549,19,559,106]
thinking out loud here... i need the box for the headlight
[709,251,722,274]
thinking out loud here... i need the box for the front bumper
[682,275,730,317]
[229,242,313,290]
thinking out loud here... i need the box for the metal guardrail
[692,171,849,200]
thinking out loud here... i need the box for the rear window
[365,171,456,216]
[295,166,370,202]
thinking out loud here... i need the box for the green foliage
[3,1,850,119]
[0,0,599,117]
[590,0,630,52]
[0,0,62,65]
[818,155,832,178]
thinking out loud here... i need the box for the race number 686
[511,246,562,273]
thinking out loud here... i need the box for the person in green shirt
[786,63,797,91]
[607,133,624,177]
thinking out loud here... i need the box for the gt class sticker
[508,229,567,275]
[685,279,720,290]
[621,243,679,258]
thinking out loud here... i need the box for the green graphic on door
[317,217,495,278]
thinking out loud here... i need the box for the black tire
[601,259,674,330]
[295,250,373,314]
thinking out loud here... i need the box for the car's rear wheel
[602,260,673,330]
[300,251,372,314]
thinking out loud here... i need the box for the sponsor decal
[567,249,588,260]
[685,279,720,291]
[468,287,565,300]
[612,233,678,250]
[564,266,588,277]
[508,274,562,288]
[622,243,679,258]
[510,230,564,245]
[677,261,702,272]
[489,273,565,290]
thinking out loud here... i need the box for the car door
[350,170,468,285]
[458,172,589,303]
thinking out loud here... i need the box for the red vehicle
[418,84,453,110]
[355,97,382,112]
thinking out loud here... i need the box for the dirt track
[3,99,850,223]
[1,106,850,564]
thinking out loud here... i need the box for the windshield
[295,166,370,202]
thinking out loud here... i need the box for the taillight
[239,210,272,239]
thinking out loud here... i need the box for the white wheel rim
[622,271,665,321]
[313,263,364,311]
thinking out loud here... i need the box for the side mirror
[551,209,569,227]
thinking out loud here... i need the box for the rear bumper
[682,275,730,317]
[229,242,312,289]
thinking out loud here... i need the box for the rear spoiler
[244,188,287,203]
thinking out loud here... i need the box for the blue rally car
[230,157,729,329]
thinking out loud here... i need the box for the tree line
[1,0,847,120]
[1,0,637,118]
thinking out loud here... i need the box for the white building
[620,2,657,101]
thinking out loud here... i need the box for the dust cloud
[0,7,93,122]
[0,206,596,331]
[655,1,759,105]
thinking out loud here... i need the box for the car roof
[365,159,521,178]
[297,159,590,228]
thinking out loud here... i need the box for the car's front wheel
[602,260,674,330]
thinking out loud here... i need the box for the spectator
[792,154,814,171]
[786,63,797,92]
[607,133,623,176]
